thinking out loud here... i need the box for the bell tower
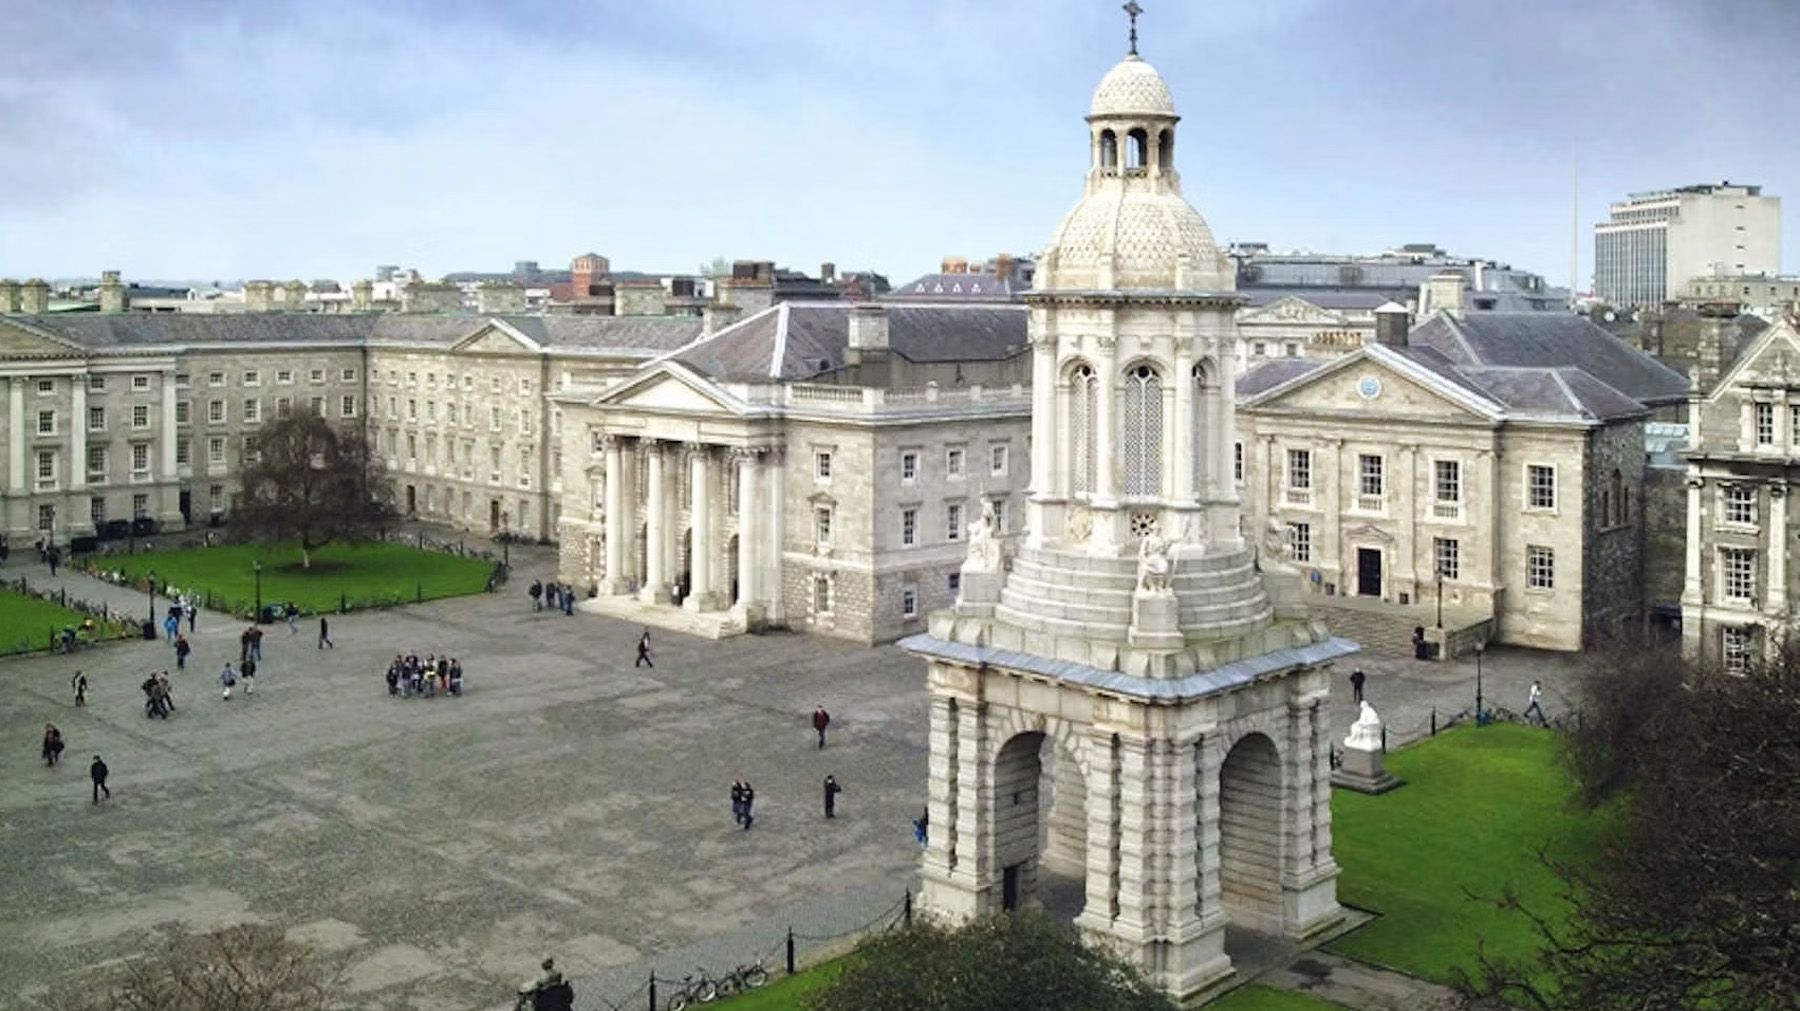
[902,8,1355,1001]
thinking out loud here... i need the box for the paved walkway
[0,543,1575,1010]
[1256,951,1469,1010]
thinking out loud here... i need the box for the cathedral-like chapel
[900,14,1358,1000]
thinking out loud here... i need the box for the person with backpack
[529,579,544,611]
[812,706,831,749]
[219,662,239,700]
[634,629,653,668]
[173,634,191,669]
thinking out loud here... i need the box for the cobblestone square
[0,550,1574,1010]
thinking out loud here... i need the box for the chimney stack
[1373,301,1412,347]
[99,270,128,314]
[1421,271,1467,320]
[1694,300,1741,394]
[995,253,1015,282]
[243,281,274,313]
[20,279,50,314]
[702,300,744,336]
[351,279,374,312]
[283,280,309,311]
[477,281,527,315]
[0,279,20,313]
[847,303,890,352]
[820,262,836,283]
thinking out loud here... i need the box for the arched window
[1609,468,1625,526]
[1099,130,1119,171]
[1126,128,1148,171]
[1122,363,1163,497]
[1157,129,1174,171]
[1190,362,1210,497]
[1070,363,1098,494]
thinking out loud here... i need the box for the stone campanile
[902,11,1355,1001]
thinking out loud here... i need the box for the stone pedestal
[1331,745,1404,795]
[1127,590,1182,649]
[957,566,1004,617]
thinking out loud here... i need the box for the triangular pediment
[1712,317,1800,396]
[0,318,88,358]
[1238,296,1349,327]
[595,364,741,416]
[450,320,542,356]
[1244,347,1503,423]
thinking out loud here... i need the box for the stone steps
[1306,601,1417,656]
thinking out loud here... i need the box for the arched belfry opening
[903,20,1356,1006]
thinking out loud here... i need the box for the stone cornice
[1025,289,1246,311]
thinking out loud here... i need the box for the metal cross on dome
[1123,1,1143,56]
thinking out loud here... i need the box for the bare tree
[232,413,392,568]
[1457,633,1800,1011]
[40,924,343,1011]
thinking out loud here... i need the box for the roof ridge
[770,302,792,379]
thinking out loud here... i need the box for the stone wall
[1581,421,1648,644]
[1641,464,1687,615]
[1493,425,1592,650]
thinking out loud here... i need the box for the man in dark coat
[823,775,842,819]
[812,706,831,749]
[90,755,110,803]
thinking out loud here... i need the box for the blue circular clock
[1358,375,1382,399]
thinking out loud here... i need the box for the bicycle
[714,957,770,997]
[664,968,719,1010]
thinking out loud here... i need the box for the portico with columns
[901,22,1355,1004]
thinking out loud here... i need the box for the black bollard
[416,581,423,604]
[340,590,348,614]
[647,974,656,1011]
[786,927,796,975]
[1430,708,1437,736]
[1380,726,1388,754]
[904,888,913,927]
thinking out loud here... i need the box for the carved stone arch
[1060,355,1099,383]
[1217,728,1288,933]
[1117,355,1166,383]
[991,706,1092,783]
[1098,129,1119,171]
[1192,355,1219,389]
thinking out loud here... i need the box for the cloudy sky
[4,0,1797,289]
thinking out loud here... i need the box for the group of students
[527,579,578,615]
[141,670,177,717]
[384,653,465,698]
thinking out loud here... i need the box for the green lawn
[0,588,132,655]
[706,959,844,1010]
[1328,723,1611,987]
[1209,984,1350,1010]
[95,541,496,618]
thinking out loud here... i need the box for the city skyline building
[1594,182,1781,308]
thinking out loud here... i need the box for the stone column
[68,380,86,494]
[160,377,178,479]
[639,441,670,603]
[1768,482,1788,617]
[1217,351,1242,548]
[733,448,760,614]
[1076,729,1120,934]
[1111,736,1154,941]
[1029,337,1057,498]
[7,378,25,494]
[1093,336,1119,508]
[1282,694,1342,939]
[685,444,716,612]
[1397,444,1418,591]
[1163,728,1229,994]
[1173,339,1195,504]
[952,695,990,912]
[762,447,786,625]
[921,695,959,885]
[602,436,626,594]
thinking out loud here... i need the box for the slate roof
[885,271,1030,302]
[1236,358,1324,397]
[0,313,700,355]
[672,303,1029,382]
[1408,312,1688,407]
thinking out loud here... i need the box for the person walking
[157,670,175,713]
[913,808,929,848]
[730,779,746,827]
[634,629,653,668]
[248,626,264,663]
[43,724,65,766]
[71,671,89,707]
[219,662,239,700]
[1523,681,1546,726]
[822,775,842,819]
[286,603,299,634]
[1349,668,1366,704]
[529,579,543,612]
[812,706,831,750]
[89,755,110,803]
[162,612,180,644]
[318,616,333,649]
[740,781,755,830]
[240,657,257,696]
[174,634,191,669]
[185,600,197,633]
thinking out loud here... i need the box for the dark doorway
[404,485,417,515]
[489,499,501,531]
[178,491,192,524]
[1002,864,1021,912]
[1356,548,1382,598]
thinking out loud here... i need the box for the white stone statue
[1136,525,1175,596]
[964,499,1003,572]
[1343,701,1383,752]
[1260,514,1295,572]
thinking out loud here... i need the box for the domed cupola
[1037,16,1232,293]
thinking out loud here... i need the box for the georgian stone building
[553,302,1033,641]
[0,312,699,545]
[1680,314,1800,670]
[1236,308,1688,653]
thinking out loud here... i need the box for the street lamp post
[1435,566,1445,629]
[1474,642,1486,723]
[253,560,263,622]
[146,570,157,625]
